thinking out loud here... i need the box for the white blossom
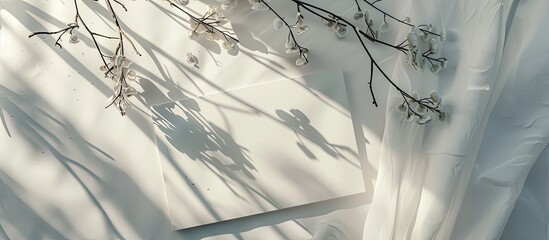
[102,55,137,116]
[430,62,441,73]
[396,102,407,112]
[251,2,268,10]
[69,33,79,44]
[407,28,418,50]
[440,28,447,42]
[273,18,284,30]
[186,52,199,68]
[335,25,348,38]
[429,38,438,54]
[438,111,447,121]
[222,41,235,50]
[417,115,432,125]
[219,0,238,10]
[187,30,200,41]
[415,104,427,114]
[177,0,189,5]
[379,21,389,32]
[353,11,364,20]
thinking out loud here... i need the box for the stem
[168,1,239,43]
[362,0,440,36]
[291,0,441,113]
[368,60,377,107]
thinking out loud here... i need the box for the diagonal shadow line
[0,171,67,239]
[0,95,125,240]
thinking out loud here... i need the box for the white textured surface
[154,72,365,230]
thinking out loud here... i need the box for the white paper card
[152,72,364,229]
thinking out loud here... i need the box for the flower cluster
[396,90,446,124]
[324,18,348,38]
[353,9,382,40]
[102,55,138,116]
[186,5,238,51]
[405,25,447,72]
[270,8,309,66]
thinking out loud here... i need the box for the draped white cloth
[363,0,549,239]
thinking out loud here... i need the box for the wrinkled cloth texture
[363,0,549,239]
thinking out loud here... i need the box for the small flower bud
[440,28,447,42]
[221,1,238,10]
[69,33,79,44]
[438,111,447,121]
[187,31,200,41]
[251,3,268,10]
[336,26,348,38]
[296,53,308,66]
[273,18,284,30]
[407,29,418,50]
[430,63,441,73]
[411,91,419,100]
[222,41,235,50]
[429,38,438,54]
[415,104,427,114]
[441,59,448,68]
[404,111,415,122]
[380,21,389,32]
[430,90,441,103]
[417,115,432,125]
[396,103,407,113]
[353,11,364,20]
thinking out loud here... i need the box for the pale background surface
[0,0,548,239]
[155,72,365,230]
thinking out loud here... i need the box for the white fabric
[363,0,549,239]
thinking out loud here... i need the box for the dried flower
[69,33,79,44]
[353,11,364,20]
[251,2,268,10]
[430,62,441,73]
[296,25,309,35]
[336,25,348,38]
[438,111,447,121]
[429,38,438,54]
[222,41,235,50]
[407,28,418,50]
[430,90,441,103]
[417,115,432,125]
[102,55,138,116]
[186,52,199,68]
[273,18,284,30]
[396,102,407,112]
[440,28,447,42]
[380,21,389,32]
[187,30,200,41]
[295,48,308,66]
[219,0,238,10]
